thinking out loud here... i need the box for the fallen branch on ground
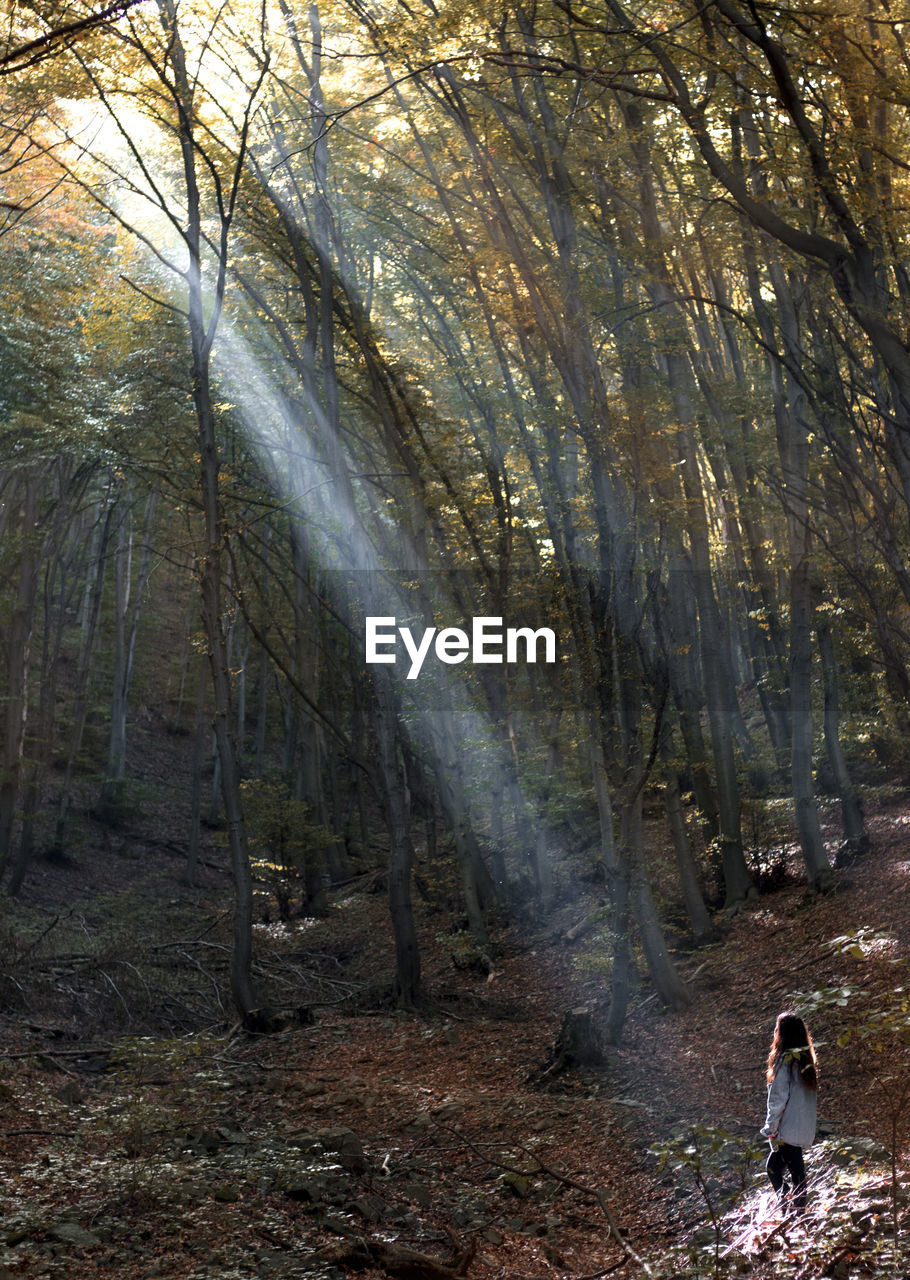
[437,1125,652,1276]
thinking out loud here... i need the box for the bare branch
[0,0,149,76]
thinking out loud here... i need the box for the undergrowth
[652,1128,908,1279]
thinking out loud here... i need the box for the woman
[760,1011,818,1211]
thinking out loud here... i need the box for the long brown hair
[766,1011,819,1090]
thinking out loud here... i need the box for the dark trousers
[766,1142,806,1207]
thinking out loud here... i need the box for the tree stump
[536,1006,607,1079]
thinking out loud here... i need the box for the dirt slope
[1,795,909,1278]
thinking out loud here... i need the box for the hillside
[1,783,908,1280]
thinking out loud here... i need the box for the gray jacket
[761,1058,817,1148]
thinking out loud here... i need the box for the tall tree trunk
[10,548,66,896]
[157,0,261,1017]
[54,490,116,855]
[102,499,131,803]
[817,622,869,858]
[629,848,692,1009]
[615,103,754,906]
[185,654,208,887]
[663,753,715,945]
[0,475,39,873]
[677,451,754,907]
[373,671,420,1006]
[590,738,629,1045]
[617,653,691,1011]
[766,257,833,890]
[99,489,157,810]
[731,101,833,888]
[658,557,721,848]
[253,642,270,777]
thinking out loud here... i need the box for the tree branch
[0,0,149,75]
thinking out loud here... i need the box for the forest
[2,0,910,1277]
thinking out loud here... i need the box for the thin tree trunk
[629,846,692,1009]
[158,0,259,1017]
[591,738,629,1045]
[186,654,208,886]
[817,622,868,858]
[10,539,68,895]
[170,584,199,734]
[54,491,115,855]
[101,499,130,802]
[0,475,39,873]
[663,755,716,945]
[664,555,721,849]
[790,553,830,888]
[615,104,754,906]
[765,256,833,891]
[100,488,157,810]
[617,653,691,1011]
[253,642,270,777]
[373,671,420,1006]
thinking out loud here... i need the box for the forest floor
[1,772,910,1278]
